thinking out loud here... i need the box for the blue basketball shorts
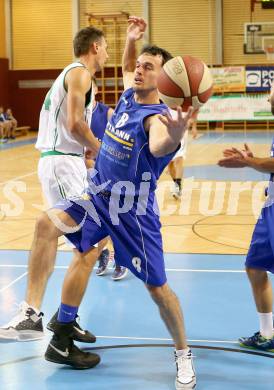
[54,193,167,287]
[246,202,274,273]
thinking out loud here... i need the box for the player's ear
[90,41,99,54]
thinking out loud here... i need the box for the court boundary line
[0,264,246,273]
[0,342,272,369]
[0,171,36,186]
[95,335,238,343]
[0,249,246,256]
[0,271,28,293]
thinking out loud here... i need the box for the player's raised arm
[146,106,193,158]
[122,16,147,90]
[66,67,100,157]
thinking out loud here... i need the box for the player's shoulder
[66,64,90,79]
[65,63,91,90]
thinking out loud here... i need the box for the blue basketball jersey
[90,102,109,142]
[91,88,179,194]
[270,137,274,182]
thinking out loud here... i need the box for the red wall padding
[0,58,10,108]
[8,69,60,130]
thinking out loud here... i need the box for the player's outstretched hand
[127,16,147,41]
[242,143,254,158]
[222,143,253,158]
[158,106,194,138]
[218,146,249,168]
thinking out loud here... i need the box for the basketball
[157,55,213,111]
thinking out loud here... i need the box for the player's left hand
[158,106,194,137]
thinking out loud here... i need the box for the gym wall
[150,0,216,65]
[223,0,274,65]
[12,0,73,70]
[79,0,142,27]
[0,0,6,58]
[0,0,8,107]
[7,0,274,70]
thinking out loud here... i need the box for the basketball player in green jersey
[0,27,108,365]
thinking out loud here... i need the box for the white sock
[258,312,274,339]
[175,347,190,357]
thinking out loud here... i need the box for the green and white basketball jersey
[35,62,94,155]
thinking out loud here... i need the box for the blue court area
[0,137,37,150]
[0,250,273,390]
[184,130,273,181]
[193,130,274,144]
[185,164,269,181]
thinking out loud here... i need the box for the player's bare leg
[45,242,101,369]
[246,267,273,314]
[61,247,99,307]
[26,209,77,309]
[147,283,196,389]
[169,157,184,199]
[0,209,83,341]
[46,246,99,344]
[147,283,187,349]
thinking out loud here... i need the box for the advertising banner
[198,94,274,121]
[211,67,246,92]
[246,66,274,92]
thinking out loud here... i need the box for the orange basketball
[157,55,213,111]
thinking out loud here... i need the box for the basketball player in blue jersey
[38,17,196,388]
[218,128,274,351]
[88,83,128,280]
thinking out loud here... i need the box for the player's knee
[77,247,99,270]
[246,267,262,277]
[35,212,56,238]
[246,267,268,284]
[147,283,170,305]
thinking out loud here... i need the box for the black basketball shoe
[45,322,100,369]
[47,310,96,343]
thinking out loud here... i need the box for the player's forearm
[150,135,180,158]
[150,122,185,157]
[122,37,137,73]
[245,156,274,173]
[69,120,100,155]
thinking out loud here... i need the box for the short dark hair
[140,45,173,65]
[73,26,104,57]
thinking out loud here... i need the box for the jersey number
[132,257,142,273]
